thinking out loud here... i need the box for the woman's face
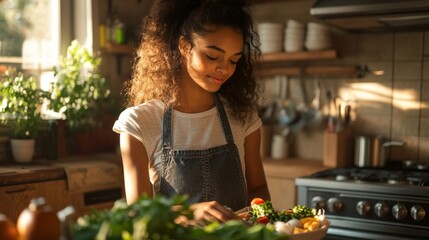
[180,26,244,93]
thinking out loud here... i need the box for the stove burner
[313,168,429,186]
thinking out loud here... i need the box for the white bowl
[261,44,283,53]
[290,221,331,240]
[286,28,305,36]
[287,19,305,29]
[307,22,331,32]
[285,43,304,52]
[258,23,284,32]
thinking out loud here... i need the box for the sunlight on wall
[340,83,428,111]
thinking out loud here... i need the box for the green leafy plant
[49,40,111,133]
[0,69,47,139]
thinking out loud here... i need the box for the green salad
[247,198,315,225]
[71,194,290,240]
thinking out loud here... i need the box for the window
[0,0,63,71]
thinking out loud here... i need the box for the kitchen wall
[251,0,429,162]
[96,0,429,162]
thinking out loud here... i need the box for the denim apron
[158,94,247,211]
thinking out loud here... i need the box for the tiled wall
[252,1,429,162]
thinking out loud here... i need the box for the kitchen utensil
[306,77,324,128]
[354,136,371,167]
[289,75,308,133]
[371,136,406,167]
[344,105,351,127]
[355,135,406,168]
[278,75,297,127]
[335,104,343,132]
[326,91,336,132]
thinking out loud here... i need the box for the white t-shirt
[112,99,262,192]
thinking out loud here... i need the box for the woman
[113,0,270,223]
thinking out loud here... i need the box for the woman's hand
[190,201,240,224]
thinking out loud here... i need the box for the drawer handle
[6,186,35,194]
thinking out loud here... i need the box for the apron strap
[162,106,172,150]
[214,94,235,144]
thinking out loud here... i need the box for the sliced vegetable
[251,198,265,206]
[256,216,269,224]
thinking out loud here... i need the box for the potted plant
[0,69,47,163]
[48,40,111,155]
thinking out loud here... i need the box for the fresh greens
[249,200,315,224]
[71,194,290,240]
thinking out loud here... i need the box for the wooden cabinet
[0,180,69,223]
[0,180,121,223]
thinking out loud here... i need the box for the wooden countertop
[0,164,66,186]
[0,153,120,187]
[262,158,329,179]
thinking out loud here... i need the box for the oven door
[325,226,429,240]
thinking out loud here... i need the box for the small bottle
[114,17,125,44]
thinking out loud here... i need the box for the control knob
[374,202,390,218]
[311,196,326,210]
[392,203,408,220]
[327,197,343,213]
[356,200,371,216]
[410,205,425,221]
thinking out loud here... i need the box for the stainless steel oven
[295,167,429,240]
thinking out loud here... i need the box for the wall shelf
[104,42,134,55]
[256,65,357,77]
[259,49,337,63]
[256,49,358,77]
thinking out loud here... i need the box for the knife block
[323,127,353,168]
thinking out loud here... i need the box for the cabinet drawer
[0,180,68,222]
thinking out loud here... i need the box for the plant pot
[11,139,35,163]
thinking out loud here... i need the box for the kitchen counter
[263,158,329,179]
[0,153,124,222]
[0,153,120,186]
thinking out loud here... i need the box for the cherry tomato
[250,198,265,206]
[237,212,250,220]
[256,216,269,224]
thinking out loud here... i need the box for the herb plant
[49,40,111,133]
[0,70,47,139]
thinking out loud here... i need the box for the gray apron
[157,94,247,211]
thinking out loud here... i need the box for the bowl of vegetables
[236,198,330,240]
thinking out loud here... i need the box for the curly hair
[124,0,261,121]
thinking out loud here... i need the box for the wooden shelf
[259,49,337,63]
[104,42,133,55]
[255,49,358,77]
[256,65,357,77]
